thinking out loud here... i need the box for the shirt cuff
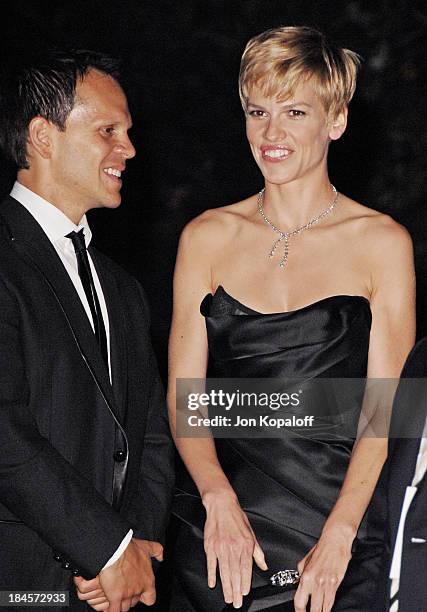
[101,529,133,570]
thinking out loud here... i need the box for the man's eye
[102,127,115,135]
[289,110,306,117]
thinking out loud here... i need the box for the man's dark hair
[0,48,121,169]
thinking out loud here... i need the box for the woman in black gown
[168,26,415,612]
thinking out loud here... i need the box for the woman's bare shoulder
[179,195,256,249]
[339,194,412,251]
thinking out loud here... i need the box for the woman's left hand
[293,527,354,612]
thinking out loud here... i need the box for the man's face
[48,69,135,218]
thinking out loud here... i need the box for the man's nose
[115,135,136,159]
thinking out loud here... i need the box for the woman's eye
[289,110,306,118]
[248,110,267,118]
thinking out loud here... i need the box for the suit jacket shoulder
[401,337,427,378]
[90,246,151,319]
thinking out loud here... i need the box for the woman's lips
[261,146,293,162]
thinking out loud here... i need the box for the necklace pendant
[269,234,285,258]
[257,185,338,270]
[279,241,289,268]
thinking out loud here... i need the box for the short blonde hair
[239,26,361,119]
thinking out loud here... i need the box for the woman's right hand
[203,491,268,608]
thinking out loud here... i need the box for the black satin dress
[172,286,382,611]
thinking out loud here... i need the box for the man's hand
[74,538,163,612]
[74,576,109,611]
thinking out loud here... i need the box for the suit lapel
[0,196,122,426]
[388,438,419,541]
[387,374,427,545]
[90,249,128,420]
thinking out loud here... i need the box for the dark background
[0,2,425,607]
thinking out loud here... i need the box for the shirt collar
[10,181,92,247]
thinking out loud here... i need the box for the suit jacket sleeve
[0,276,131,577]
[122,283,175,545]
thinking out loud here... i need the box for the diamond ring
[270,569,300,586]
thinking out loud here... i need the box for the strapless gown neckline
[203,285,370,317]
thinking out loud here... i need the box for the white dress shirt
[10,181,132,570]
[389,417,427,611]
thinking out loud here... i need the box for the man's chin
[101,195,122,210]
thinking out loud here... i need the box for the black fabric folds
[172,286,380,611]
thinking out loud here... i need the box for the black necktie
[389,589,398,610]
[67,229,109,367]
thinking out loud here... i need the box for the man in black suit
[0,50,174,611]
[345,338,427,612]
[367,338,427,611]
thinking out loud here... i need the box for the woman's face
[245,79,345,186]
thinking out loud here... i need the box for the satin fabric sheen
[172,287,381,611]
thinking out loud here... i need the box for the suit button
[114,450,126,462]
[53,552,63,563]
[72,568,81,576]
[62,561,71,570]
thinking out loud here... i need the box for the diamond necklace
[257,185,339,268]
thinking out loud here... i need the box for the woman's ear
[328,107,348,141]
[27,116,53,160]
